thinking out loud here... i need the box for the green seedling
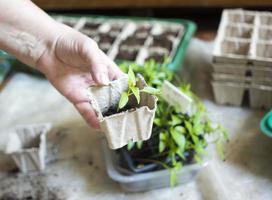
[119,59,228,187]
[118,66,160,110]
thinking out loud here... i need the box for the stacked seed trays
[212,9,272,109]
[54,15,196,71]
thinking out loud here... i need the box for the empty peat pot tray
[52,15,196,71]
[211,9,272,109]
[101,139,207,192]
[213,9,272,66]
[88,75,157,150]
[5,123,51,173]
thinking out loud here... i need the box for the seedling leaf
[128,66,136,87]
[136,141,143,149]
[131,86,140,104]
[159,140,166,153]
[127,140,134,150]
[170,127,185,151]
[141,86,160,95]
[118,92,129,109]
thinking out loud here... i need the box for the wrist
[35,21,63,76]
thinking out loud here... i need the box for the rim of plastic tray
[260,110,272,137]
[101,139,208,183]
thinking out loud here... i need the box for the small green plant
[119,59,228,187]
[118,66,160,110]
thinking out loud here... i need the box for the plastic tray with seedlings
[212,9,272,108]
[53,15,196,70]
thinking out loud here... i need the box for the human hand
[37,24,123,129]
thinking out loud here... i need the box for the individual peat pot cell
[116,48,139,61]
[88,75,157,149]
[226,11,255,24]
[249,86,272,109]
[259,14,272,26]
[221,40,250,56]
[84,22,102,31]
[120,37,146,47]
[5,124,51,173]
[150,35,173,52]
[258,27,272,41]
[212,82,246,106]
[224,25,253,39]
[215,39,250,63]
[97,34,116,45]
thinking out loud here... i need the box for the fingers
[55,28,124,86]
[74,101,100,129]
[99,52,124,81]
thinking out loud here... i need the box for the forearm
[0,0,61,67]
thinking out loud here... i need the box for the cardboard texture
[88,75,157,149]
[5,123,51,173]
[162,81,193,114]
[212,9,272,108]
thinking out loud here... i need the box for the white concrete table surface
[0,39,271,199]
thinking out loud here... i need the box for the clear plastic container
[101,139,208,192]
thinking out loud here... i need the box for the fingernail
[98,74,109,85]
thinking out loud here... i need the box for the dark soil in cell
[98,34,116,44]
[151,36,173,52]
[134,26,151,36]
[84,22,101,30]
[120,37,146,46]
[116,49,138,61]
[163,29,180,37]
[110,25,123,33]
[103,105,136,117]
[146,53,166,63]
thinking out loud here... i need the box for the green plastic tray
[0,14,196,73]
[260,110,272,137]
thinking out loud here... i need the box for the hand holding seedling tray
[88,67,158,149]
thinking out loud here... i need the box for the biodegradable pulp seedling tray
[213,9,272,66]
[212,9,272,109]
[0,14,196,72]
[88,75,157,149]
[5,123,51,173]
